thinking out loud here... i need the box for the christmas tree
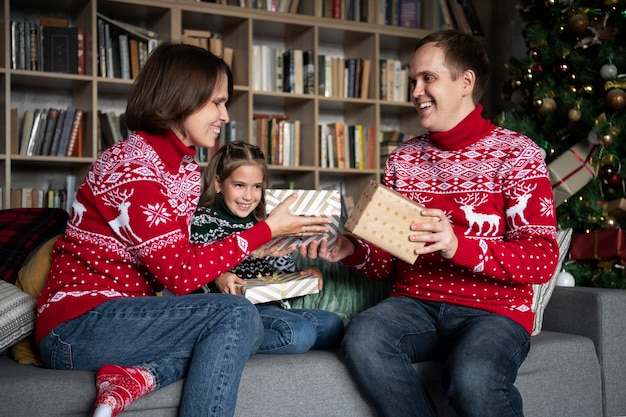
[496,0,626,288]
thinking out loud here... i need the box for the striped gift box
[265,189,341,250]
[235,272,319,304]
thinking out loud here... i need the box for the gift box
[344,180,438,264]
[569,228,626,261]
[549,141,597,207]
[606,198,626,219]
[265,189,341,250]
[235,272,319,304]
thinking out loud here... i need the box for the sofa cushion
[531,228,572,335]
[0,281,37,352]
[0,208,68,284]
[290,255,391,323]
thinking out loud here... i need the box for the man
[303,30,558,417]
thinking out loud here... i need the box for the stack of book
[18,107,84,157]
[96,13,160,79]
[10,16,84,74]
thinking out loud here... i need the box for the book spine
[65,109,84,156]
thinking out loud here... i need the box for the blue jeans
[38,293,264,417]
[342,296,530,417]
[256,305,344,354]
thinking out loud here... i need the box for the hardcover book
[41,26,78,74]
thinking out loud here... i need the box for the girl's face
[215,164,264,219]
[176,74,230,148]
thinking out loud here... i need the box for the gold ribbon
[605,81,626,90]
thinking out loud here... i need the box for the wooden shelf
[1,0,452,209]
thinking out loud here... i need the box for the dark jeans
[342,296,530,417]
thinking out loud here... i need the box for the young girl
[191,141,344,354]
[36,43,331,417]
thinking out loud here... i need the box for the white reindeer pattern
[455,194,500,236]
[103,189,142,243]
[71,200,86,226]
[506,183,537,228]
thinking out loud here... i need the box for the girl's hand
[215,272,247,295]
[265,193,331,238]
[301,266,323,291]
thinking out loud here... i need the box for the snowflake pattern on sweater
[343,108,558,334]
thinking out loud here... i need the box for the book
[55,107,77,156]
[446,0,472,34]
[118,34,131,79]
[19,110,35,155]
[77,28,85,75]
[129,37,141,79]
[41,26,79,74]
[436,0,454,29]
[360,58,371,99]
[65,108,84,156]
[10,109,19,155]
[399,0,421,28]
[458,0,484,36]
[25,109,47,156]
[48,109,67,156]
[99,110,123,149]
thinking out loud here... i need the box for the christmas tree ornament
[606,88,626,110]
[538,96,557,113]
[588,130,599,145]
[553,57,571,77]
[600,63,618,79]
[599,132,615,146]
[603,215,619,229]
[568,101,582,121]
[556,270,576,287]
[568,13,589,35]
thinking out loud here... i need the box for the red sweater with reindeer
[36,130,272,343]
[343,105,558,334]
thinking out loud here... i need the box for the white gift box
[265,189,341,250]
[235,272,319,304]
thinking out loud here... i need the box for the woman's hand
[409,208,458,259]
[250,239,295,258]
[301,266,323,291]
[215,272,247,295]
[265,193,331,238]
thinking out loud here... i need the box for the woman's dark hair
[199,141,269,221]
[413,30,490,103]
[125,42,234,136]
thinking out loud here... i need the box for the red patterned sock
[93,365,155,417]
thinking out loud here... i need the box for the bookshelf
[1,0,486,209]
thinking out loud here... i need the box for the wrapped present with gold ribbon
[548,140,597,207]
[569,228,626,261]
[344,180,438,264]
[265,189,341,250]
[235,272,319,304]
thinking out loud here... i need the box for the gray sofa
[1,285,625,417]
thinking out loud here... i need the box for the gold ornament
[568,13,589,35]
[606,89,626,111]
[538,97,557,114]
[599,133,615,146]
[568,108,582,121]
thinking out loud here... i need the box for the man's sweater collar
[429,104,494,151]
